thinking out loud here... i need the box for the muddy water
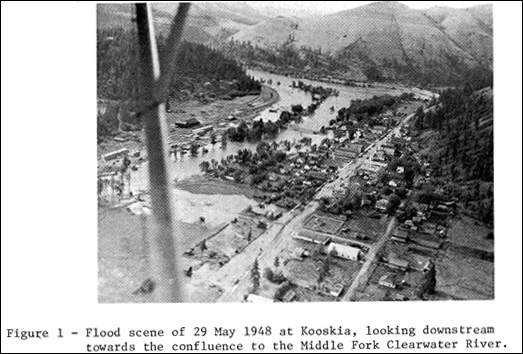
[131,70,420,190]
[127,71,432,217]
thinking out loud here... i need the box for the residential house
[347,143,364,154]
[334,147,358,161]
[373,151,386,162]
[382,144,396,156]
[386,254,409,271]
[291,247,310,260]
[376,199,389,212]
[392,229,409,243]
[379,274,397,288]
[307,171,330,183]
[372,125,387,135]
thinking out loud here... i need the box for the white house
[327,243,360,261]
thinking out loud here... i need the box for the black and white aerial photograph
[97,1,494,303]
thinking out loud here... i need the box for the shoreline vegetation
[223,81,338,144]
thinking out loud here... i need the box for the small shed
[392,229,409,243]
[387,254,409,271]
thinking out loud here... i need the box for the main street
[217,103,424,302]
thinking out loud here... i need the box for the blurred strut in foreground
[135,3,191,302]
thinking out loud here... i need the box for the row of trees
[225,102,317,144]
[200,142,288,185]
[226,119,279,143]
[343,93,415,120]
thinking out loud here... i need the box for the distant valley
[97,1,493,86]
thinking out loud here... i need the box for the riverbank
[97,85,279,159]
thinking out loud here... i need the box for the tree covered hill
[413,86,493,225]
[97,28,260,139]
[97,27,260,101]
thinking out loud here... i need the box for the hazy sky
[246,1,492,15]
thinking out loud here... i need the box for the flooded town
[97,2,494,303]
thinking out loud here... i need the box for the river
[128,70,432,193]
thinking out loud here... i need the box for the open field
[174,175,259,198]
[436,248,494,300]
[447,216,493,253]
[98,207,226,303]
[339,215,389,243]
[303,213,345,234]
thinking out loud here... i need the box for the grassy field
[447,216,493,253]
[174,175,259,198]
[436,248,494,300]
[339,215,390,244]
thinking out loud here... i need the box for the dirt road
[216,202,319,302]
[342,216,396,301]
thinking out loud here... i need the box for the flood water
[129,70,430,193]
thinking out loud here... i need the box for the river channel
[129,70,431,194]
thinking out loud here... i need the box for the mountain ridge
[228,1,492,84]
[97,2,493,85]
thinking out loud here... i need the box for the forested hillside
[97,28,260,138]
[97,28,260,101]
[413,86,493,224]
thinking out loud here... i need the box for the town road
[317,108,418,200]
[217,202,319,302]
[342,216,397,301]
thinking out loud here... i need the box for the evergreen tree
[251,258,261,294]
